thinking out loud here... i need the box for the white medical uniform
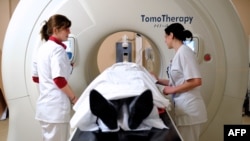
[169,45,207,141]
[32,40,72,140]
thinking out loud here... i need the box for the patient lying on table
[70,62,171,132]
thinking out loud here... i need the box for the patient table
[71,111,182,141]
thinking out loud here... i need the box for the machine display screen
[63,36,75,62]
[184,37,199,55]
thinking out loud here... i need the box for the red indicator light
[204,54,211,61]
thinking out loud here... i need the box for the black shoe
[128,89,153,129]
[89,89,118,129]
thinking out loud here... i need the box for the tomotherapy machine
[2,0,249,141]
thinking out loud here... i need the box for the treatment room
[0,0,250,141]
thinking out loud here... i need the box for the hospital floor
[0,116,250,141]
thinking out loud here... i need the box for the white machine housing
[2,0,248,141]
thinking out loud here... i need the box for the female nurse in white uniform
[32,14,78,141]
[153,23,207,141]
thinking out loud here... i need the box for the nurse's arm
[54,77,78,104]
[163,78,201,95]
[150,72,169,86]
[61,84,78,104]
[156,78,169,86]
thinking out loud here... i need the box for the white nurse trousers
[40,121,69,141]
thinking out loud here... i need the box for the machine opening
[97,31,161,74]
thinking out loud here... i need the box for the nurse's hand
[71,96,78,105]
[163,86,175,95]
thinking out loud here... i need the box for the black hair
[164,23,193,42]
[40,14,71,41]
